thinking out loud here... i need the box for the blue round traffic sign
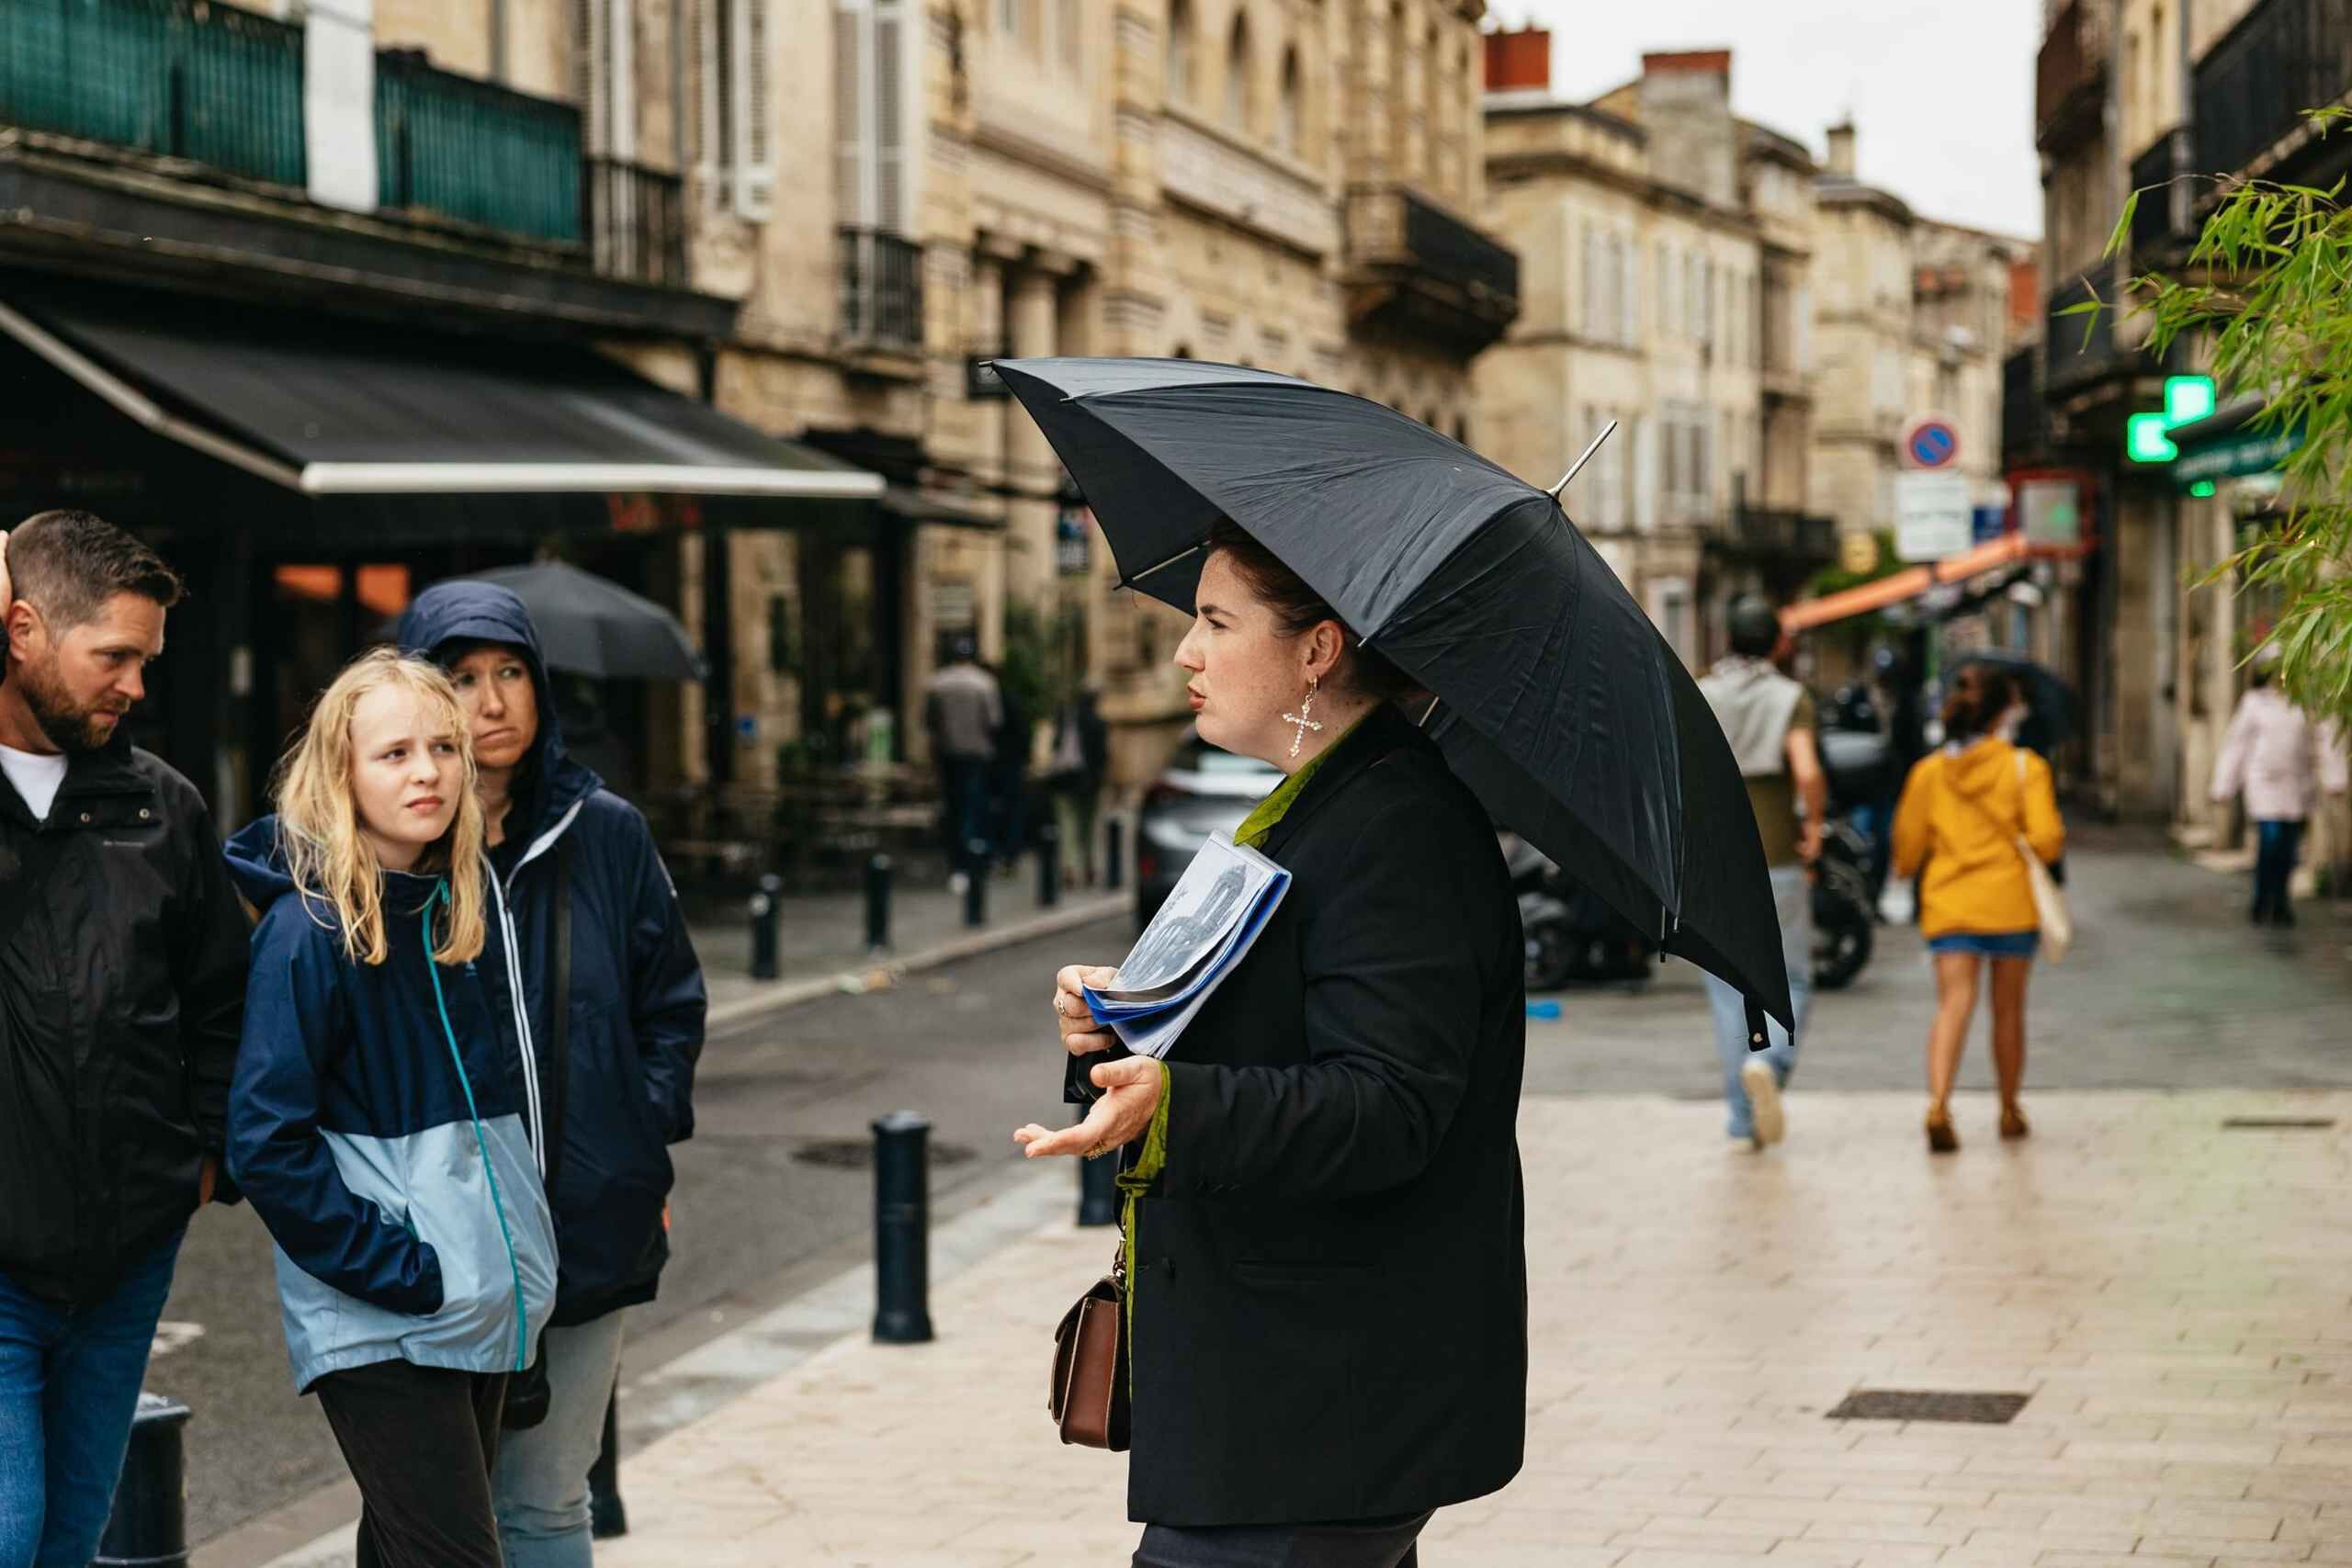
[1904,418,1960,469]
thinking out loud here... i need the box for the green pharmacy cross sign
[2125,376,2218,464]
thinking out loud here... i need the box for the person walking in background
[923,637,1001,894]
[394,582,706,1568]
[0,515,248,1568]
[226,650,558,1568]
[1047,682,1110,886]
[2211,647,2347,928]
[1892,664,2065,1154]
[1695,594,1825,1152]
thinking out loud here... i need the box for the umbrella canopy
[1954,652,2077,756]
[458,560,704,681]
[993,355,1792,1029]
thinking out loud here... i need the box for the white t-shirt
[0,742,68,823]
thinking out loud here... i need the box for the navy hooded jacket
[394,581,707,1327]
[223,825,559,1393]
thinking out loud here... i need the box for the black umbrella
[458,561,705,681]
[1955,652,2077,756]
[993,356,1792,1030]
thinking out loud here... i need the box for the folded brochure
[1082,831,1290,1058]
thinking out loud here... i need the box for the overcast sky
[1497,0,2043,241]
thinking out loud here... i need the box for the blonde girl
[225,649,556,1568]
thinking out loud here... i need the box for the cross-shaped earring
[1283,675,1324,760]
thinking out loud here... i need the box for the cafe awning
[0,279,881,501]
[1781,534,2036,633]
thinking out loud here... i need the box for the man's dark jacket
[394,581,707,1326]
[1092,704,1529,1527]
[0,740,245,1306]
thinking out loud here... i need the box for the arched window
[1275,46,1301,154]
[1224,11,1253,133]
[1165,0,1194,106]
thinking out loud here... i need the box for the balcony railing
[0,0,305,186]
[587,158,685,286]
[376,50,582,243]
[837,227,923,350]
[2036,0,2108,151]
[2193,0,2352,180]
[1727,507,1836,564]
[1342,184,1520,354]
[2044,272,2124,392]
[2129,130,2192,261]
[2002,344,2045,460]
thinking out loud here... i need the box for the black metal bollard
[587,1376,627,1540]
[871,1111,935,1344]
[1105,816,1125,892]
[749,873,782,981]
[1036,821,1061,908]
[92,1392,190,1567]
[963,840,989,927]
[864,853,893,953]
[1077,1141,1118,1227]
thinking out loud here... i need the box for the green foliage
[2098,107,2352,724]
[1000,598,1087,724]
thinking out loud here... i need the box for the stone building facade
[1479,42,1829,668]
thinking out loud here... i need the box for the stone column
[1005,264,1066,609]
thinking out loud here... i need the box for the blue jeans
[0,1228,186,1568]
[492,1310,627,1568]
[1704,864,1813,1140]
[2254,818,2306,920]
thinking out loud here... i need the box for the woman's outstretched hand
[1015,1055,1165,1159]
[1051,964,1119,1055]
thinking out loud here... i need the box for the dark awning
[0,280,880,501]
[877,483,1002,529]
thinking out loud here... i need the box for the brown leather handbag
[1048,1245,1130,1450]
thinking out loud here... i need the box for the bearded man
[0,511,246,1568]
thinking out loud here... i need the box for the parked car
[1135,729,1281,930]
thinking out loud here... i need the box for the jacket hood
[224,816,449,920]
[392,581,601,846]
[1943,736,2017,798]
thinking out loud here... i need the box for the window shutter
[835,0,869,228]
[574,0,605,153]
[875,0,907,232]
[692,0,722,212]
[732,0,775,220]
[1613,236,1632,345]
[607,0,636,160]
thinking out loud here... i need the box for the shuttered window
[836,0,910,234]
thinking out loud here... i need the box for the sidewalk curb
[704,891,1130,1033]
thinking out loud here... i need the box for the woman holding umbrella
[1018,521,1528,1566]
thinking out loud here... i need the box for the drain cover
[791,1137,978,1169]
[1826,1390,2030,1425]
[2222,1116,2336,1130]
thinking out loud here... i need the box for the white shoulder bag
[2011,750,2072,963]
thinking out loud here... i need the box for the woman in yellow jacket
[1892,665,2065,1153]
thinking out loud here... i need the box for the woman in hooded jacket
[1892,664,2065,1155]
[226,649,558,1568]
[392,581,706,1568]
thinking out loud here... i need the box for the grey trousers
[1132,1511,1432,1567]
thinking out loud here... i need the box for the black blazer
[1110,702,1528,1527]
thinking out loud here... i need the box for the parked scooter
[1502,831,1654,993]
[1810,683,1888,990]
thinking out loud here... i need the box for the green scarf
[1233,709,1374,849]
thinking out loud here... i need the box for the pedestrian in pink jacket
[2211,653,2348,927]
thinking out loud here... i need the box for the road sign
[1900,416,1961,470]
[1894,470,1973,561]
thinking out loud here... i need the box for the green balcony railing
[375,49,581,243]
[0,0,305,186]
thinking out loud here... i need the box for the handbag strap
[543,835,573,1188]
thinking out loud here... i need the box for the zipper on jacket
[423,888,531,1374]
[485,872,546,1174]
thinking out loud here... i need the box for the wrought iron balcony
[1725,507,1836,565]
[587,158,686,287]
[376,51,582,243]
[2194,0,2352,181]
[0,0,305,186]
[837,227,923,352]
[2035,0,2108,152]
[1341,184,1520,355]
[2129,130,2193,264]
